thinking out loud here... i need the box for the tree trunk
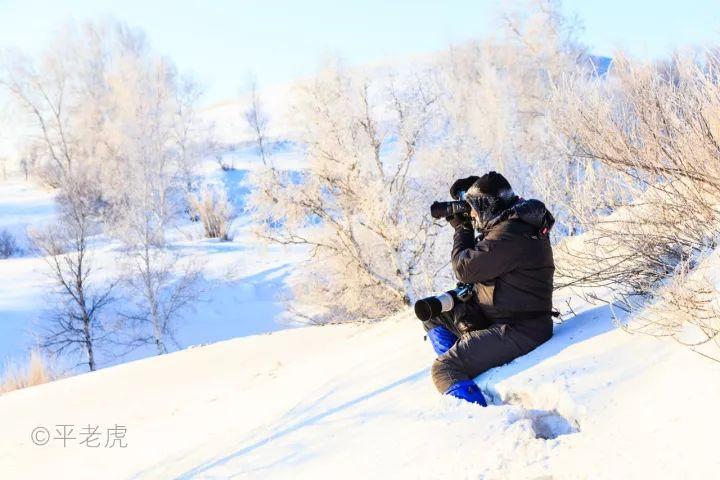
[83,314,95,371]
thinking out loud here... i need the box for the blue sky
[0,0,718,104]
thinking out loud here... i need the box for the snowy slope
[1,298,719,479]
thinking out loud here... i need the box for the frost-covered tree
[2,19,208,356]
[1,21,133,187]
[246,2,620,322]
[119,245,201,355]
[554,52,720,287]
[544,50,720,355]
[105,46,204,354]
[173,76,209,201]
[32,176,115,371]
[0,19,209,213]
[438,0,622,237]
[244,82,270,166]
[249,64,451,321]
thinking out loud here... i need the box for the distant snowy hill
[1,295,718,479]
[200,82,300,146]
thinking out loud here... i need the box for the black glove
[446,213,473,231]
[452,295,489,334]
[450,175,480,200]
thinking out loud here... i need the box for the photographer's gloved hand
[449,175,480,200]
[446,213,473,231]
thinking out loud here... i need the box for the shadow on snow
[172,368,429,479]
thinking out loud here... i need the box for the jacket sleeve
[451,228,520,284]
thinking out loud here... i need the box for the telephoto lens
[414,284,473,321]
[414,292,455,321]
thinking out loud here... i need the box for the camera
[414,283,474,321]
[430,191,471,219]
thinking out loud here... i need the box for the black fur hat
[468,171,513,199]
[465,172,517,225]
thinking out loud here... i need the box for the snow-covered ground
[2,167,719,479]
[2,170,720,478]
[2,89,719,478]
[1,296,719,479]
[0,181,59,361]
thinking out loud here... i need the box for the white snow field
[1,296,719,479]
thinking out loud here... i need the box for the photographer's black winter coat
[451,199,555,344]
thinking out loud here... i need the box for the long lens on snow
[414,292,455,321]
[414,283,474,321]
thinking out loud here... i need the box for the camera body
[430,191,471,219]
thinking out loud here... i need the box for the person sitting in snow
[423,171,555,406]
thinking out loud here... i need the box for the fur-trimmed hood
[487,198,555,236]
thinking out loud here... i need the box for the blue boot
[427,326,457,356]
[445,380,487,406]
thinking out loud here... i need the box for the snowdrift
[2,299,719,479]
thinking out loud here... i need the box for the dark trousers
[423,309,551,393]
